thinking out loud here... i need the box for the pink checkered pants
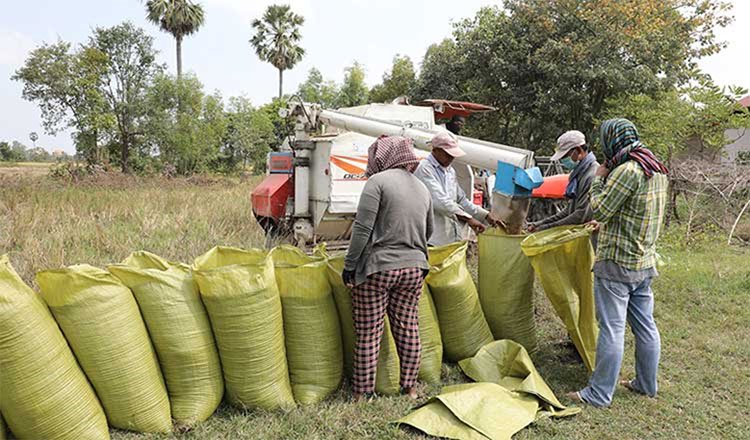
[352,267,424,394]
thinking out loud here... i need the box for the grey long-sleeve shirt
[536,159,599,231]
[344,168,433,286]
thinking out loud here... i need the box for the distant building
[52,149,65,158]
[721,96,750,165]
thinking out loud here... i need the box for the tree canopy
[250,5,305,98]
[146,0,205,79]
[416,0,734,152]
[369,55,416,104]
[339,62,369,108]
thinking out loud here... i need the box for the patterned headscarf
[365,135,420,177]
[600,118,668,178]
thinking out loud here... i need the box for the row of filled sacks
[0,239,495,439]
[0,251,226,439]
[0,246,343,439]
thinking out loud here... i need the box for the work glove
[342,269,356,288]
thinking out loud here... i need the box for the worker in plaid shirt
[568,119,669,408]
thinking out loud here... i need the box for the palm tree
[145,0,205,79]
[250,5,305,99]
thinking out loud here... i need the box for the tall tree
[224,96,275,173]
[13,41,114,164]
[369,55,416,103]
[90,22,163,173]
[250,5,305,98]
[145,73,227,174]
[145,0,205,79]
[296,68,339,108]
[416,0,734,151]
[338,61,369,107]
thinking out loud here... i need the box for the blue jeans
[580,277,661,407]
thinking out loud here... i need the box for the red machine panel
[251,174,293,220]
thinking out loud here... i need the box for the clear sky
[1,0,748,154]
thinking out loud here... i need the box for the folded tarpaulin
[398,383,540,440]
[458,340,580,418]
[398,340,579,440]
[521,226,598,372]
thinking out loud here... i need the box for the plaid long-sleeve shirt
[591,161,668,270]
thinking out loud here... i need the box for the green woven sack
[36,264,171,433]
[0,255,109,440]
[270,246,343,405]
[323,254,401,395]
[108,251,223,425]
[478,228,537,353]
[193,246,295,410]
[418,284,443,384]
[426,242,494,362]
[521,226,598,372]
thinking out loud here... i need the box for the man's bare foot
[565,391,584,403]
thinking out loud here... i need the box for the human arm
[415,164,473,219]
[344,179,381,272]
[590,164,638,224]
[457,182,489,221]
[539,172,596,230]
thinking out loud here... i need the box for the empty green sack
[271,245,343,405]
[0,255,109,440]
[193,246,295,410]
[521,226,598,372]
[324,254,401,396]
[427,242,494,362]
[478,228,537,353]
[36,264,172,433]
[108,251,223,425]
[418,284,443,384]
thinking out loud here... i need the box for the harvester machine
[251,100,566,248]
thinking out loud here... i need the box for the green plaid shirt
[591,161,668,270]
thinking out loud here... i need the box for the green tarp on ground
[193,246,295,410]
[399,340,579,440]
[458,340,580,417]
[36,264,172,433]
[270,245,343,405]
[521,226,598,372]
[418,284,443,385]
[322,252,401,396]
[0,255,109,440]
[478,229,537,354]
[108,251,223,426]
[399,383,540,440]
[427,242,494,362]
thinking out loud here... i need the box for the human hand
[526,223,537,233]
[468,218,487,234]
[595,164,610,178]
[585,220,601,231]
[486,213,506,229]
[342,269,356,289]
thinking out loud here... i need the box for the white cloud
[0,29,36,68]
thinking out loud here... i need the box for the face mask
[560,156,578,171]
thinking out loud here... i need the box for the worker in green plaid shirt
[568,119,669,408]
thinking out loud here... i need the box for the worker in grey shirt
[414,131,503,246]
[342,135,433,401]
[528,130,599,240]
